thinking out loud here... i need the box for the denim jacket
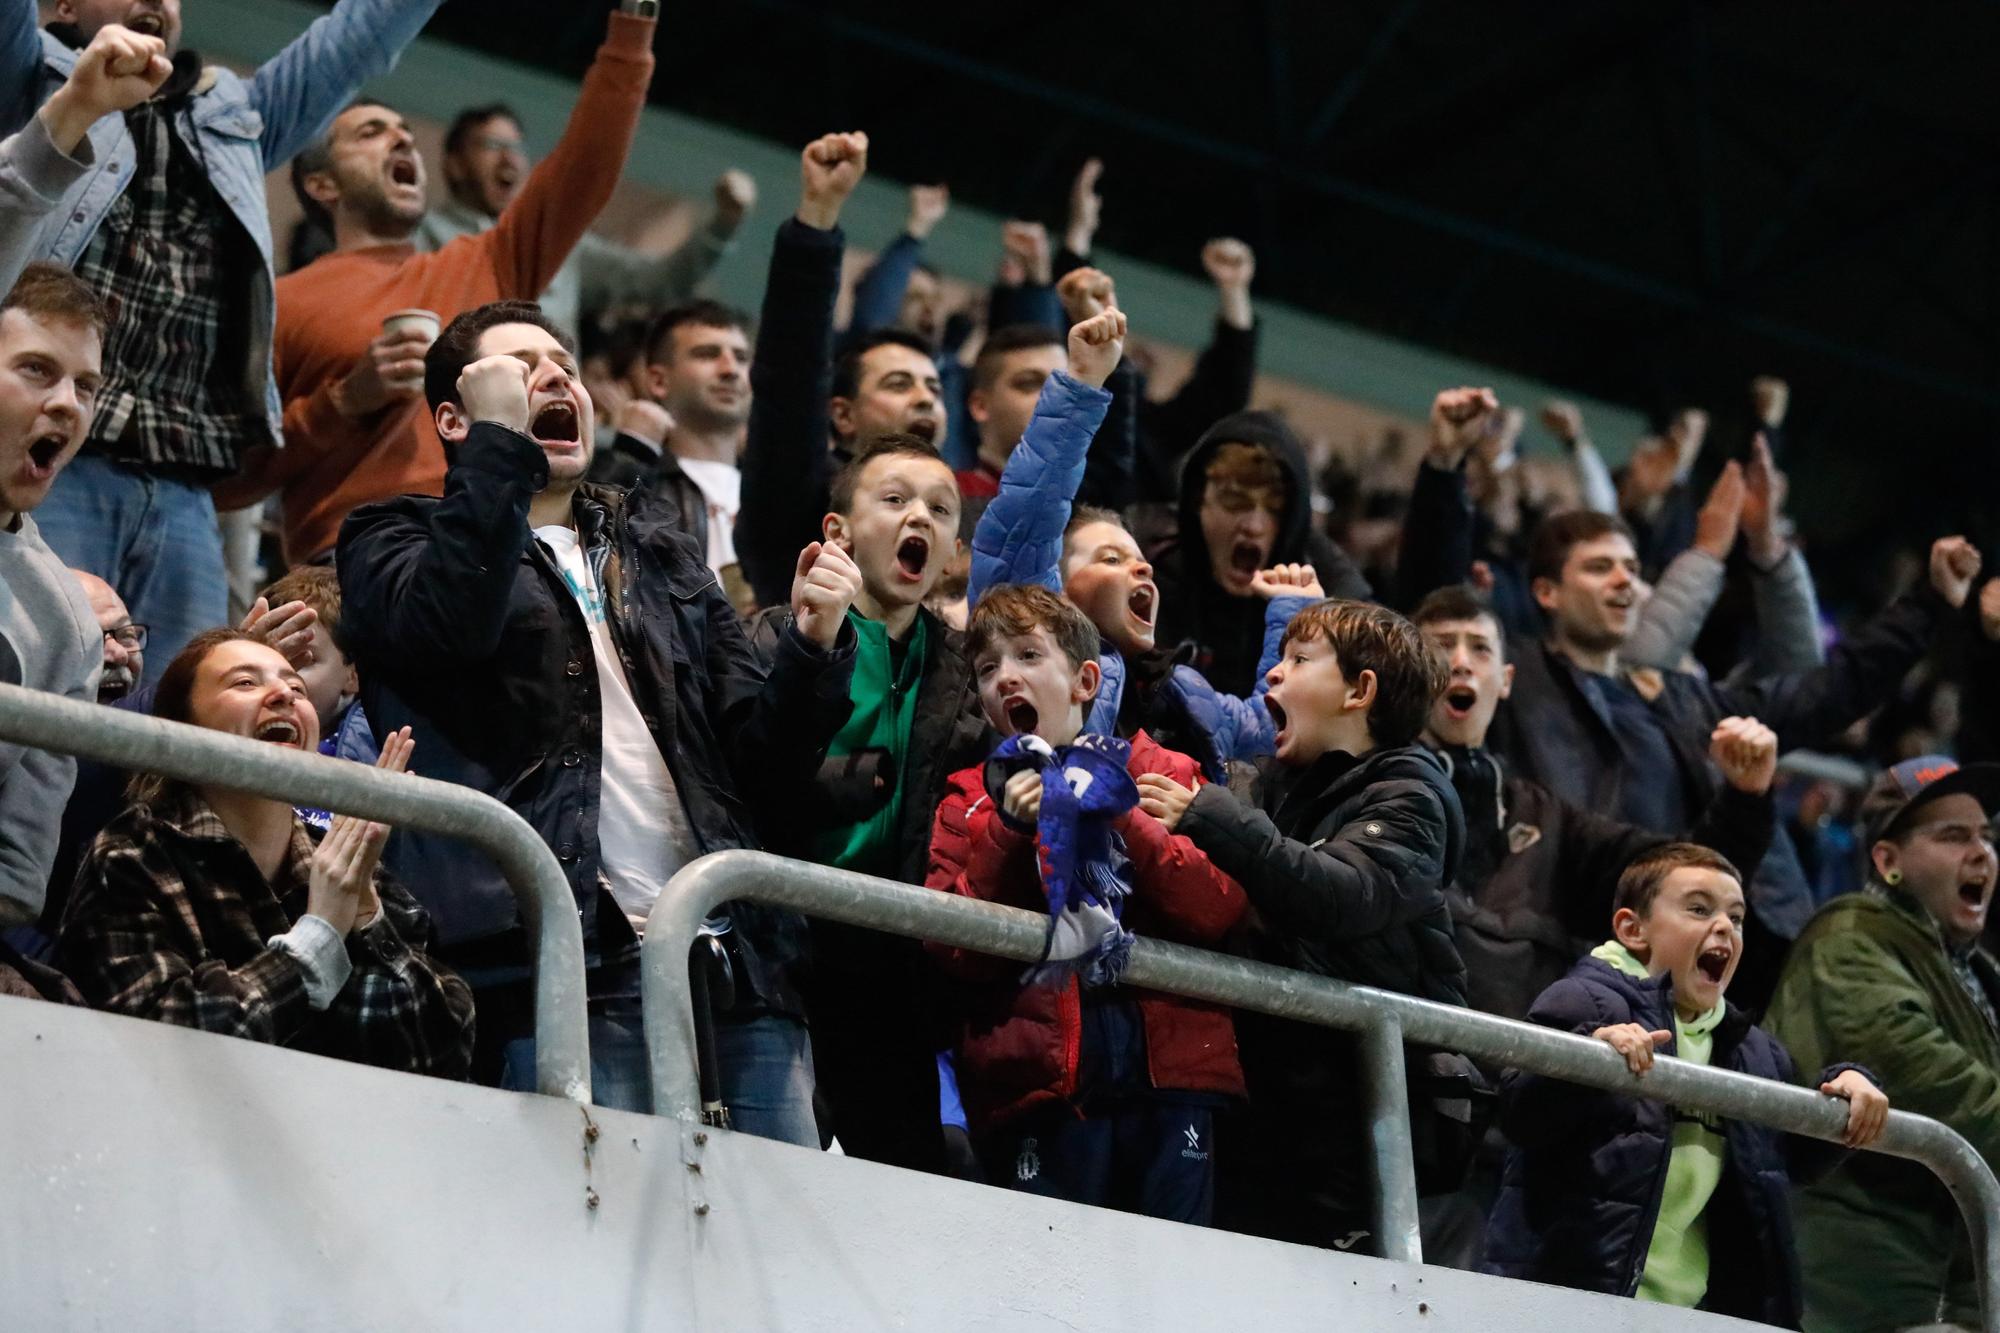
[0,0,443,429]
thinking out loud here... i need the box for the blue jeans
[712,1013,819,1147]
[497,1000,817,1146]
[35,453,228,688]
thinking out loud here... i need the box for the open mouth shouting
[1695,943,1732,986]
[127,10,165,37]
[23,430,71,482]
[1127,582,1157,629]
[894,533,931,584]
[1959,870,1994,915]
[904,415,940,444]
[255,716,304,749]
[1229,541,1265,579]
[1441,683,1479,723]
[388,154,421,192]
[1266,696,1290,749]
[531,399,581,452]
[1002,696,1039,737]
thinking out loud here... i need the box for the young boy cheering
[750,433,988,1172]
[1485,844,1887,1325]
[926,584,1247,1223]
[1133,598,1466,1253]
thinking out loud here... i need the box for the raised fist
[1620,437,1681,511]
[713,169,757,228]
[791,540,864,650]
[1751,375,1790,429]
[1057,265,1117,323]
[42,24,171,150]
[1428,386,1499,468]
[1066,158,1104,256]
[1741,433,1788,565]
[1000,220,1053,286]
[456,354,533,433]
[1710,716,1778,796]
[1539,399,1584,444]
[1202,238,1256,291]
[1931,536,1984,610]
[906,183,950,240]
[1980,578,2000,643]
[1669,407,1709,469]
[1066,308,1127,390]
[796,131,869,229]
[1250,563,1324,601]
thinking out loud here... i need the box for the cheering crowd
[2,4,1997,1330]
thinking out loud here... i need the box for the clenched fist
[907,183,950,240]
[1066,158,1104,256]
[40,24,170,150]
[1540,399,1584,445]
[1428,386,1499,469]
[1931,536,1984,610]
[791,540,864,650]
[1135,772,1197,831]
[1692,462,1745,561]
[1250,563,1323,601]
[1058,266,1117,323]
[1203,237,1256,330]
[1000,220,1053,286]
[1066,309,1127,389]
[797,132,868,230]
[1710,716,1778,796]
[456,354,533,433]
[713,169,758,229]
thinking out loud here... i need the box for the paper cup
[381,308,441,344]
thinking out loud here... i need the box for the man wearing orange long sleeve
[219,1,658,563]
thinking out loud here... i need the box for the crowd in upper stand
[2,4,1997,1330]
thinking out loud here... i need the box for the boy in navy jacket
[1485,843,1888,1327]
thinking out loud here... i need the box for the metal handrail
[645,849,2000,1330]
[0,682,591,1102]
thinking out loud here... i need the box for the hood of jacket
[1173,410,1319,583]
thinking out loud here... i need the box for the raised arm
[735,131,866,611]
[1621,463,1739,669]
[848,183,947,334]
[484,8,656,300]
[574,170,756,317]
[248,0,446,169]
[1395,386,1496,610]
[965,308,1120,608]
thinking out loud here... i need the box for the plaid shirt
[73,92,269,478]
[57,789,474,1079]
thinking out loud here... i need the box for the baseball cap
[1860,755,2000,846]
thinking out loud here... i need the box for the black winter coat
[1150,411,1372,698]
[1485,956,1862,1328]
[338,424,857,1016]
[1179,744,1467,1201]
[1438,745,1774,1023]
[586,431,708,557]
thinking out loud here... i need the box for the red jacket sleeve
[1116,804,1248,946]
[925,770,1040,980]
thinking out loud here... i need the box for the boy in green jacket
[1765,755,2000,1333]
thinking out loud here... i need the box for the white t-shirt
[535,524,697,928]
[676,457,741,575]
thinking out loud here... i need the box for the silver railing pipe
[646,850,2000,1325]
[0,683,591,1102]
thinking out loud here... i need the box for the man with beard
[70,569,139,702]
[2,0,445,682]
[414,102,756,342]
[216,0,657,565]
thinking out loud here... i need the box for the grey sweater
[0,513,100,922]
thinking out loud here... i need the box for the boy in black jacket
[1485,844,1887,1326]
[1135,598,1465,1254]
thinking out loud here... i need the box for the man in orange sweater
[218,2,657,563]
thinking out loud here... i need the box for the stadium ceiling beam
[733,0,1999,407]
[1298,0,1425,148]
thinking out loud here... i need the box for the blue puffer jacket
[968,369,1304,780]
[1485,955,1866,1328]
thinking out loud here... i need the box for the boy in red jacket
[926,583,1247,1224]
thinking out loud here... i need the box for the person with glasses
[70,569,142,703]
[1765,758,2000,1332]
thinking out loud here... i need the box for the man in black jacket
[1134,598,1463,1256]
[338,299,862,1132]
[1493,509,1982,1008]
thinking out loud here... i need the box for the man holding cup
[217,0,660,565]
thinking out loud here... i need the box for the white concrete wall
[0,997,1761,1332]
